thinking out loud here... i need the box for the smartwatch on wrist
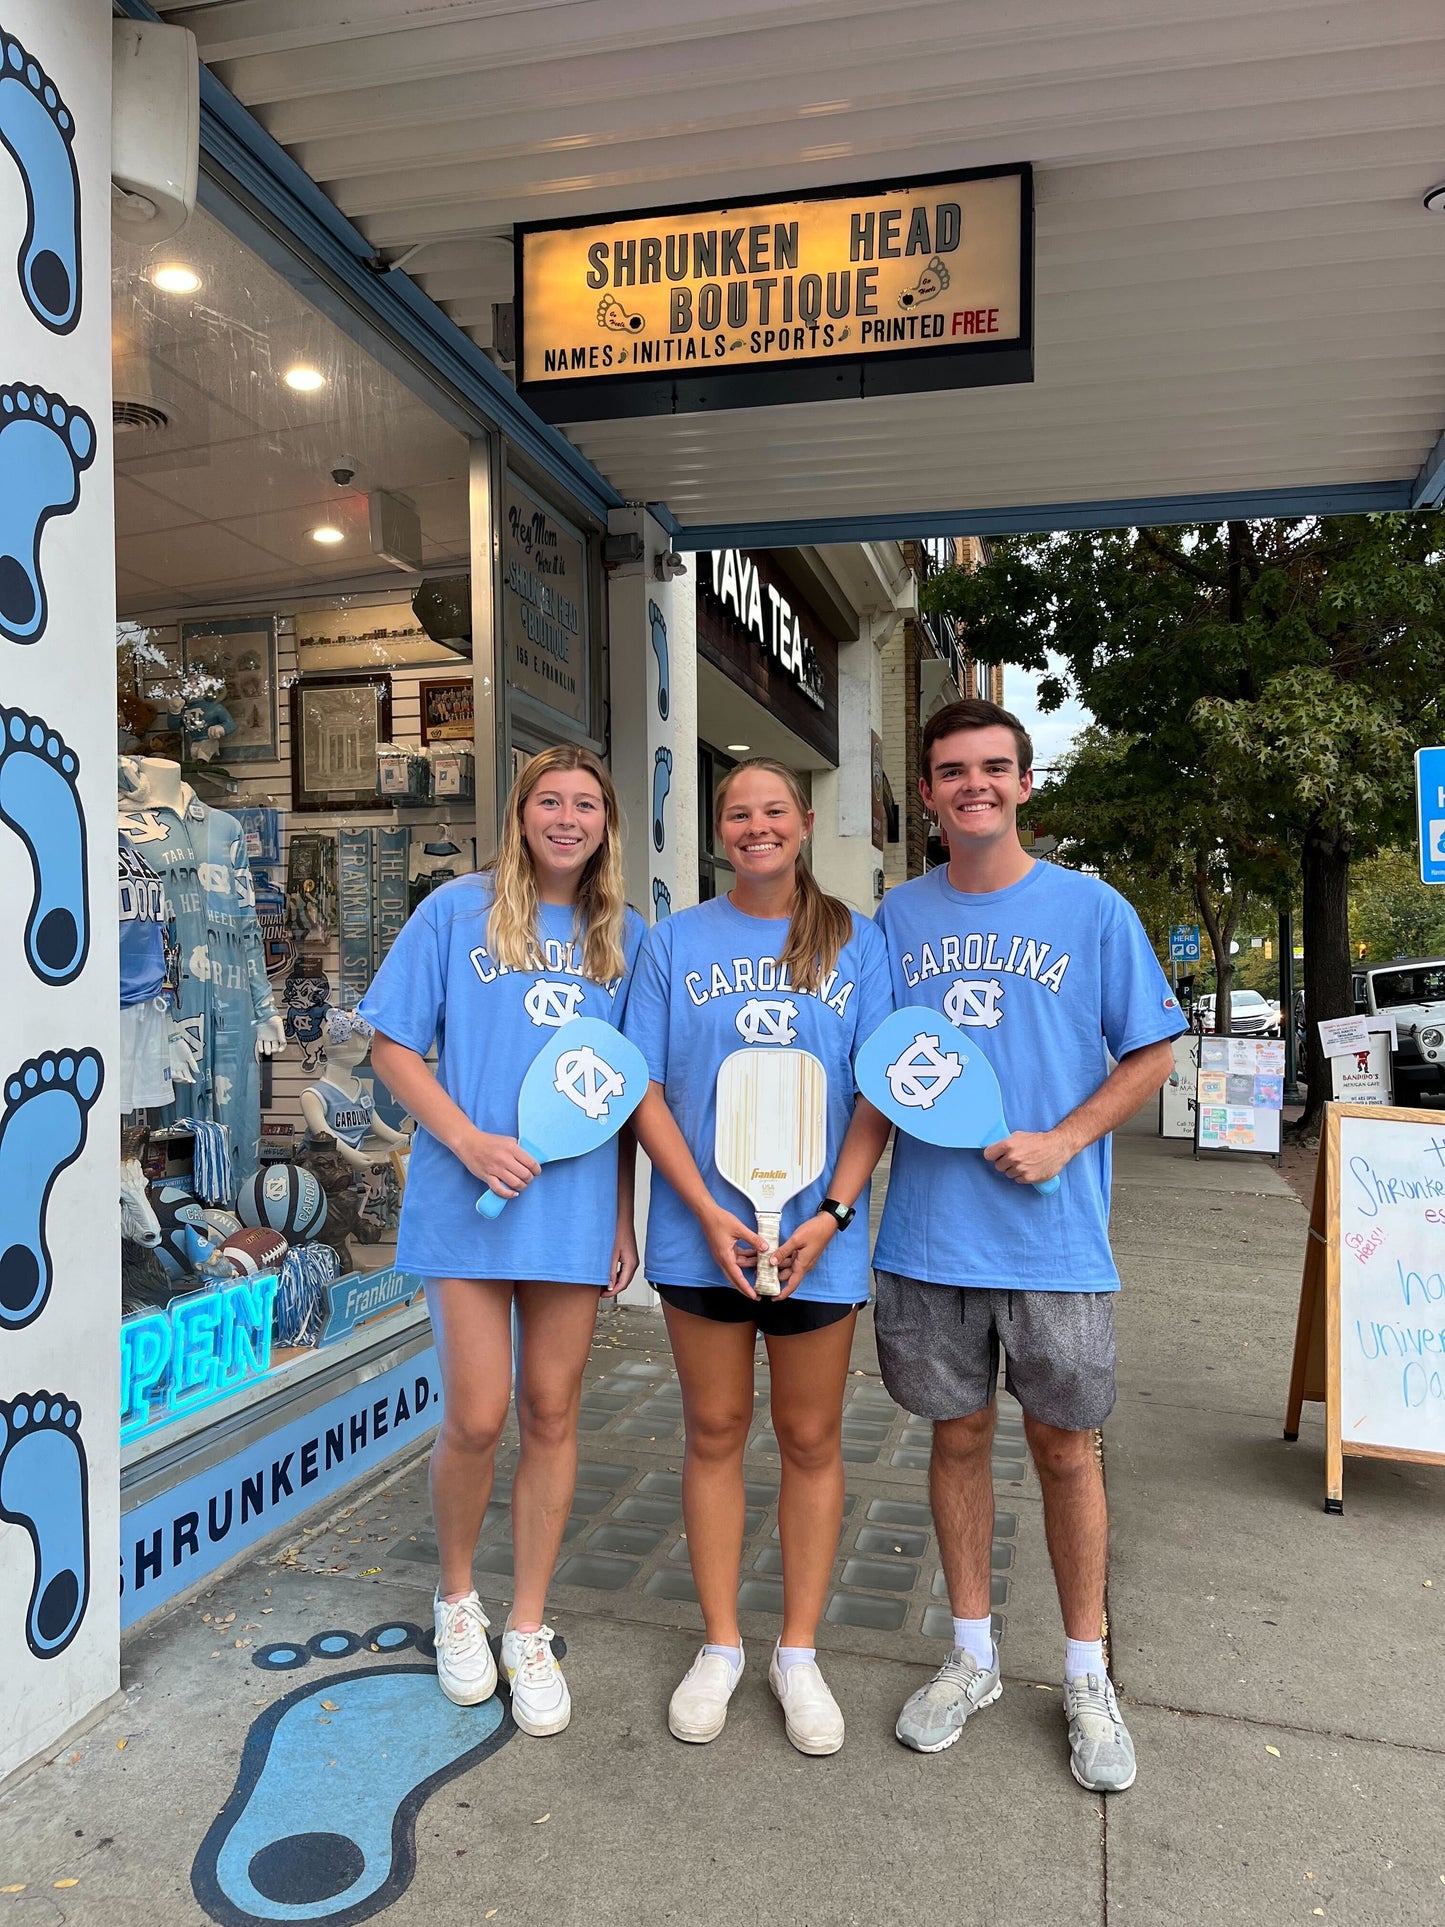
[819,1197,856,1230]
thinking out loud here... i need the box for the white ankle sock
[705,1642,743,1670]
[1065,1637,1105,1680]
[952,1616,995,1670]
[774,1644,815,1675]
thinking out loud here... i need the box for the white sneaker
[432,1589,497,1706]
[668,1647,744,1743]
[501,1623,571,1736]
[769,1650,844,1756]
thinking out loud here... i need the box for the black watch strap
[820,1197,856,1230]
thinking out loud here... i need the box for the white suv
[1192,989,1279,1036]
[1353,958,1445,1098]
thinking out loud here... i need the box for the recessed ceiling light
[1425,184,1445,213]
[310,525,344,545]
[726,743,750,752]
[284,366,326,392]
[150,264,200,294]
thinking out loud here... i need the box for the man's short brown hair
[921,698,1034,781]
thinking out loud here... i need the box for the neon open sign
[121,1275,278,1442]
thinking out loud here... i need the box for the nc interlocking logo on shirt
[734,996,799,1045]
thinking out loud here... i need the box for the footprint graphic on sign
[0,384,95,644]
[0,30,82,334]
[652,746,673,853]
[898,255,951,311]
[652,877,672,920]
[193,1621,548,1926]
[0,705,90,983]
[596,293,644,334]
[0,1391,90,1659]
[0,1047,102,1330]
[647,599,670,720]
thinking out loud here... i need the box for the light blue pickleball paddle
[855,1005,1061,1196]
[476,1017,649,1218]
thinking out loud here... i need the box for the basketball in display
[214,1226,289,1277]
[147,1180,204,1277]
[236,1164,328,1241]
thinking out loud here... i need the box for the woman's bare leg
[509,1280,603,1629]
[766,1312,858,1648]
[664,1301,758,1647]
[426,1277,514,1599]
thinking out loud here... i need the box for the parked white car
[1352,957,1445,1098]
[1192,989,1280,1036]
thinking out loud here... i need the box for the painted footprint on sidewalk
[0,384,95,644]
[652,744,672,853]
[193,1620,550,1926]
[0,706,91,984]
[0,1391,90,1659]
[0,1048,103,1329]
[0,30,82,334]
[647,598,670,719]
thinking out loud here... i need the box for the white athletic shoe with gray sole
[895,1647,1002,1753]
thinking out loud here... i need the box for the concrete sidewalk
[3,1111,1443,1925]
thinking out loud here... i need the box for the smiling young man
[871,699,1183,1793]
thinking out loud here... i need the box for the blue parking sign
[1418,747,1445,885]
[1169,924,1201,961]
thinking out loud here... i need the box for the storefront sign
[121,1277,279,1444]
[120,1347,443,1626]
[702,551,824,709]
[503,478,589,726]
[319,1266,427,1347]
[517,165,1031,419]
[696,550,839,765]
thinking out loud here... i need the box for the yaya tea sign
[516,165,1031,420]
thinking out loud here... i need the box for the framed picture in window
[290,674,393,812]
[419,677,475,744]
[180,617,279,762]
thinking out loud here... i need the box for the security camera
[652,549,687,581]
[330,456,358,486]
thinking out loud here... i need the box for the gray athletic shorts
[872,1272,1116,1432]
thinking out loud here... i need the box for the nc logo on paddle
[886,1031,964,1109]
[554,1044,626,1120]
[524,979,585,1028]
[735,998,798,1046]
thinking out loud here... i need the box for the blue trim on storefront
[1413,430,1445,510]
[114,0,622,521]
[664,481,1420,550]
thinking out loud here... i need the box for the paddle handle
[754,1211,783,1298]
[1032,1175,1061,1196]
[476,1138,545,1218]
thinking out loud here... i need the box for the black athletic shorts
[655,1283,865,1336]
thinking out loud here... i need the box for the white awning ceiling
[153,0,1445,540]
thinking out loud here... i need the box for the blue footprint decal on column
[0,1391,90,1659]
[652,745,672,853]
[0,1048,103,1330]
[0,705,90,983]
[652,877,671,920]
[0,384,95,644]
[193,1621,541,1926]
[0,31,82,334]
[647,599,670,720]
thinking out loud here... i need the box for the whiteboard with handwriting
[1337,1112,1445,1454]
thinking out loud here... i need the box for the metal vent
[113,399,169,432]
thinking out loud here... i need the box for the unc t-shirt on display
[359,875,646,1284]
[872,861,1185,1293]
[623,895,894,1303]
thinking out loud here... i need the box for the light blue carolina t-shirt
[623,895,894,1303]
[359,874,645,1284]
[872,861,1185,1293]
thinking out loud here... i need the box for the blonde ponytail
[714,759,852,994]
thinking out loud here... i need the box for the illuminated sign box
[516,164,1032,421]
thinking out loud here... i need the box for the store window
[697,742,738,901]
[113,206,476,1456]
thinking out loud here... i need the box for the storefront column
[0,0,121,1786]
[606,506,698,923]
[810,619,885,914]
[467,434,503,851]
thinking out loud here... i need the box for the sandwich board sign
[1416,745,1445,885]
[1284,1103,1445,1510]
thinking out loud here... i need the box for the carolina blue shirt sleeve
[612,909,648,1025]
[358,894,446,1056]
[1100,889,1187,1058]
[622,919,674,1084]
[851,916,895,1061]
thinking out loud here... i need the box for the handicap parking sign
[1417,747,1445,885]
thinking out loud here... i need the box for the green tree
[926,515,1445,1131]
[1349,848,1445,962]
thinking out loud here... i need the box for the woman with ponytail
[624,759,893,1756]
[361,746,644,1733]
